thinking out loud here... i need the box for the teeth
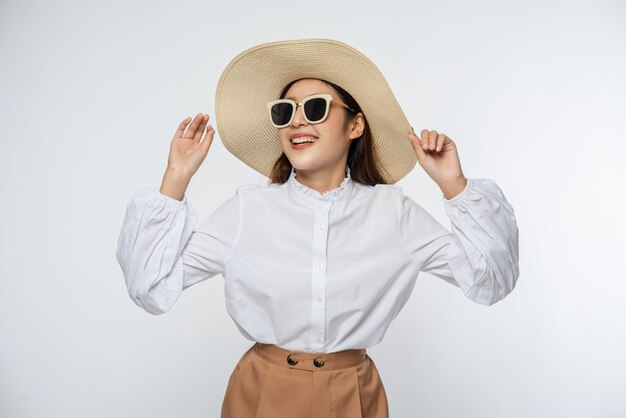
[291,136,318,144]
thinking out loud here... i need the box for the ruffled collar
[287,166,352,209]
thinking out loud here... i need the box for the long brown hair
[268,78,387,185]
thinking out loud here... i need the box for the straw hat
[214,38,416,184]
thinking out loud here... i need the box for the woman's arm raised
[115,113,238,315]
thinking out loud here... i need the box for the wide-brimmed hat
[214,38,416,184]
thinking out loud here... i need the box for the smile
[290,136,318,144]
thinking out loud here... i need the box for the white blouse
[116,166,519,353]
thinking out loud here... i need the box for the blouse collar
[287,166,353,209]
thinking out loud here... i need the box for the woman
[116,38,520,418]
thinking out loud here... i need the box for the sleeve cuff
[151,186,188,207]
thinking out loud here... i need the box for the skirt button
[287,354,299,366]
[313,357,325,367]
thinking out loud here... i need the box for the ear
[348,112,365,140]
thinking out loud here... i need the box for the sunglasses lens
[303,98,328,122]
[270,102,294,126]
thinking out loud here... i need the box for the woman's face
[277,78,363,176]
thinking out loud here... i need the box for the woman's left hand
[408,128,468,199]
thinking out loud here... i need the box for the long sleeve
[399,178,519,306]
[116,186,241,315]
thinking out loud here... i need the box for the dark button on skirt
[221,342,389,418]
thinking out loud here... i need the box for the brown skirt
[221,342,389,418]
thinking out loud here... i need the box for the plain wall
[1,0,625,416]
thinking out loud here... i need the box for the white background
[1,0,625,417]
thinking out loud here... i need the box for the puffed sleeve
[115,186,241,315]
[399,178,519,306]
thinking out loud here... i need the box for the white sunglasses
[266,93,356,128]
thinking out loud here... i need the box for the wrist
[165,166,192,179]
[160,168,192,201]
[440,176,468,200]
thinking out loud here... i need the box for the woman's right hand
[166,112,216,180]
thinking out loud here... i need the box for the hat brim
[215,38,416,184]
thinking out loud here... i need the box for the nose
[290,103,308,127]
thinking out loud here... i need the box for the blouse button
[287,354,299,366]
[319,224,325,230]
[316,297,322,303]
[313,357,325,367]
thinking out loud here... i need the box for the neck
[293,166,348,195]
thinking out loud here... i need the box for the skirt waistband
[252,342,367,372]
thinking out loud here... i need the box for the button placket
[310,203,330,352]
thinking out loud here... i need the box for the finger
[200,125,215,155]
[175,116,192,139]
[428,130,439,150]
[436,134,446,152]
[183,113,204,140]
[193,114,209,143]
[420,129,429,150]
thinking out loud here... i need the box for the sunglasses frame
[266,93,356,128]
